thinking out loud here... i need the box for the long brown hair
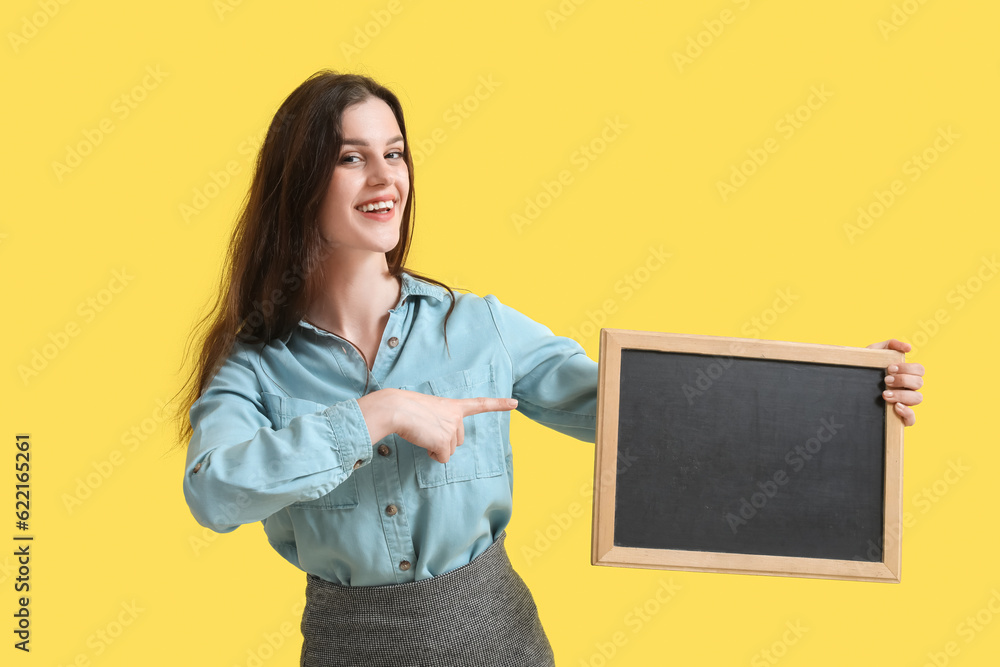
[171,70,455,448]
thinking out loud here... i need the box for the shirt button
[192,463,202,473]
[387,336,399,348]
[377,444,390,456]
[353,460,363,470]
[385,504,398,516]
[399,560,411,571]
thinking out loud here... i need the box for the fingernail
[885,376,894,384]
[884,390,894,398]
[889,365,898,373]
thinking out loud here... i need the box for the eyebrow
[341,135,404,147]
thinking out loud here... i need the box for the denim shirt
[183,271,598,586]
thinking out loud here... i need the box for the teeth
[358,200,394,212]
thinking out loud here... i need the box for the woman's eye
[340,154,361,163]
[386,150,404,159]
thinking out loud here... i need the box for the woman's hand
[357,388,518,463]
[866,338,924,427]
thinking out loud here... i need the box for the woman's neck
[304,252,402,342]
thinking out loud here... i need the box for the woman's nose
[367,157,392,185]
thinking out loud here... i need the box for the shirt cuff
[324,398,374,472]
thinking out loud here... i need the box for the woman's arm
[484,294,599,442]
[185,348,519,532]
[183,346,374,532]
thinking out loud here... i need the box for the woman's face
[318,97,409,257]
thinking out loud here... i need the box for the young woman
[176,71,925,666]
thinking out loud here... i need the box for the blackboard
[592,330,905,583]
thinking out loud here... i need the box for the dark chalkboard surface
[593,330,905,583]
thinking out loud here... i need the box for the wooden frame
[592,329,906,583]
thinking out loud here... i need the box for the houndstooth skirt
[299,531,555,667]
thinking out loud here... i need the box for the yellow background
[3,0,997,665]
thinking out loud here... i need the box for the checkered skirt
[300,531,555,666]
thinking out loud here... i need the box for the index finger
[867,338,912,353]
[459,397,518,417]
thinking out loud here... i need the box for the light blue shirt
[183,271,598,585]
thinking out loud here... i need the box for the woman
[176,70,924,666]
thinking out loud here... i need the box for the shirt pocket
[261,393,360,510]
[399,364,506,488]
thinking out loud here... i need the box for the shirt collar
[279,271,448,343]
[397,270,449,303]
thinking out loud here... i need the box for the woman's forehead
[341,98,402,142]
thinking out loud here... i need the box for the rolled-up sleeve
[183,344,373,532]
[484,294,598,442]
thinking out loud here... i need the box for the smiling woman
[171,70,599,666]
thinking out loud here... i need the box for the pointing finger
[460,397,518,417]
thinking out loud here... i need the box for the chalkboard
[592,330,905,583]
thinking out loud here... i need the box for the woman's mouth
[355,199,396,220]
[356,199,395,213]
